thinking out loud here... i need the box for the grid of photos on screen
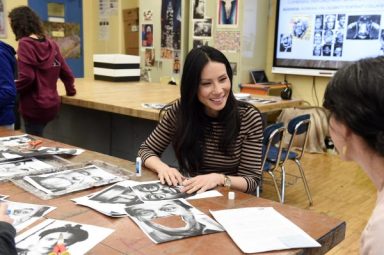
[312,14,345,57]
[15,219,114,255]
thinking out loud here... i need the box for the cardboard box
[124,30,139,48]
[123,8,138,21]
[93,54,140,82]
[125,48,139,55]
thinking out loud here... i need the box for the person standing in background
[8,6,76,137]
[0,40,17,130]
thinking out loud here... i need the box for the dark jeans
[24,121,47,137]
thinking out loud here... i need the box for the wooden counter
[1,130,345,254]
[58,79,304,121]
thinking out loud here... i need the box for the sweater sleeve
[15,41,36,95]
[0,51,16,108]
[138,103,178,163]
[237,106,264,193]
[0,221,17,255]
[55,44,76,96]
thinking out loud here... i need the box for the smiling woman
[138,46,264,195]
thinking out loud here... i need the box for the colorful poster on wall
[142,24,153,47]
[161,0,182,59]
[217,0,239,27]
[145,48,155,67]
[44,22,81,58]
[0,0,6,38]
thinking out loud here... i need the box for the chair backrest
[286,114,311,160]
[262,122,286,172]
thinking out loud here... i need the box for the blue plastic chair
[268,114,313,205]
[257,122,286,202]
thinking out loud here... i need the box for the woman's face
[197,61,230,118]
[313,46,321,56]
[313,32,322,44]
[326,16,335,29]
[139,184,159,192]
[159,203,189,216]
[294,21,305,36]
[38,232,74,251]
[134,208,157,220]
[41,177,72,189]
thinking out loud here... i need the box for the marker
[136,157,142,177]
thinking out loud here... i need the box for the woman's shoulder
[238,102,262,118]
[160,99,180,121]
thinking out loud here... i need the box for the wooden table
[0,130,345,254]
[58,79,304,121]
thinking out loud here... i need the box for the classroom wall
[2,0,27,47]
[3,0,328,104]
[265,0,330,106]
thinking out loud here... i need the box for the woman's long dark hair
[172,46,240,173]
[8,6,45,41]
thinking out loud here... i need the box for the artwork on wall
[193,39,209,48]
[145,48,155,67]
[0,0,6,38]
[142,24,153,47]
[229,62,237,75]
[143,10,153,21]
[161,0,182,59]
[214,30,240,52]
[192,0,205,19]
[193,18,212,37]
[217,0,239,27]
[173,50,181,73]
[44,22,81,58]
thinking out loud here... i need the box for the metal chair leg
[295,159,313,206]
[280,165,286,204]
[268,171,282,203]
[256,184,260,197]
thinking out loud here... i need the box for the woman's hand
[157,166,185,186]
[181,173,223,194]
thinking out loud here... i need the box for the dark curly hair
[323,56,384,156]
[8,6,45,41]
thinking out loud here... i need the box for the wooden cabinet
[123,8,139,55]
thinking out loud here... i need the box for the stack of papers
[210,207,321,253]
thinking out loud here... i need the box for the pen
[136,157,142,177]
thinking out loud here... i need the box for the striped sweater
[138,101,264,194]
